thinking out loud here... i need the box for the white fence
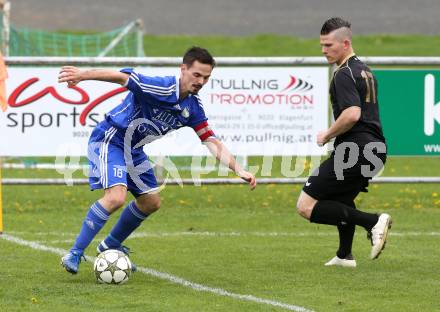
[3,57,440,185]
[6,56,440,66]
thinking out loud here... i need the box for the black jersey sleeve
[334,69,361,110]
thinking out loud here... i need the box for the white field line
[10,230,440,248]
[0,233,314,312]
[8,230,440,241]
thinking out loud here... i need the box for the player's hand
[317,130,329,147]
[58,66,83,87]
[237,170,257,190]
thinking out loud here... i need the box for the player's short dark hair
[183,46,216,68]
[321,17,351,35]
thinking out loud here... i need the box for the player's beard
[189,85,202,95]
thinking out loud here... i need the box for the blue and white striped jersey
[105,68,214,146]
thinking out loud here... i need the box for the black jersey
[329,55,386,147]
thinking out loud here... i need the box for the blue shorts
[88,121,159,195]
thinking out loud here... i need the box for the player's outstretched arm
[203,137,257,190]
[58,66,129,87]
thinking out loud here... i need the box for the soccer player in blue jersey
[58,47,257,274]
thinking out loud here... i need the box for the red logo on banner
[7,77,127,125]
[281,75,314,92]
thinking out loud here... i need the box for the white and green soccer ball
[93,249,132,284]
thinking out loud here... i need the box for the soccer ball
[93,249,132,284]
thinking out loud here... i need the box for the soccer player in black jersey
[296,17,392,267]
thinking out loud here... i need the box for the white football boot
[325,255,357,268]
[369,213,392,259]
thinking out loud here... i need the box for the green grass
[3,31,440,311]
[1,162,440,311]
[140,34,440,57]
[12,30,440,57]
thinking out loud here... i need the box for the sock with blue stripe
[71,201,110,254]
[101,201,149,249]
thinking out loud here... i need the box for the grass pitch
[2,31,440,311]
[1,172,440,311]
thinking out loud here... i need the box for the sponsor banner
[0,67,328,156]
[375,70,440,155]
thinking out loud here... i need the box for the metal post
[0,157,3,234]
[1,1,10,56]
[98,21,136,57]
[135,19,145,57]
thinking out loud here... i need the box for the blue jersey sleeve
[120,68,177,103]
[187,95,209,127]
[188,95,216,141]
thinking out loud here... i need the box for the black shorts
[303,144,387,204]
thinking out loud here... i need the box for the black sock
[310,200,378,231]
[336,224,355,259]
